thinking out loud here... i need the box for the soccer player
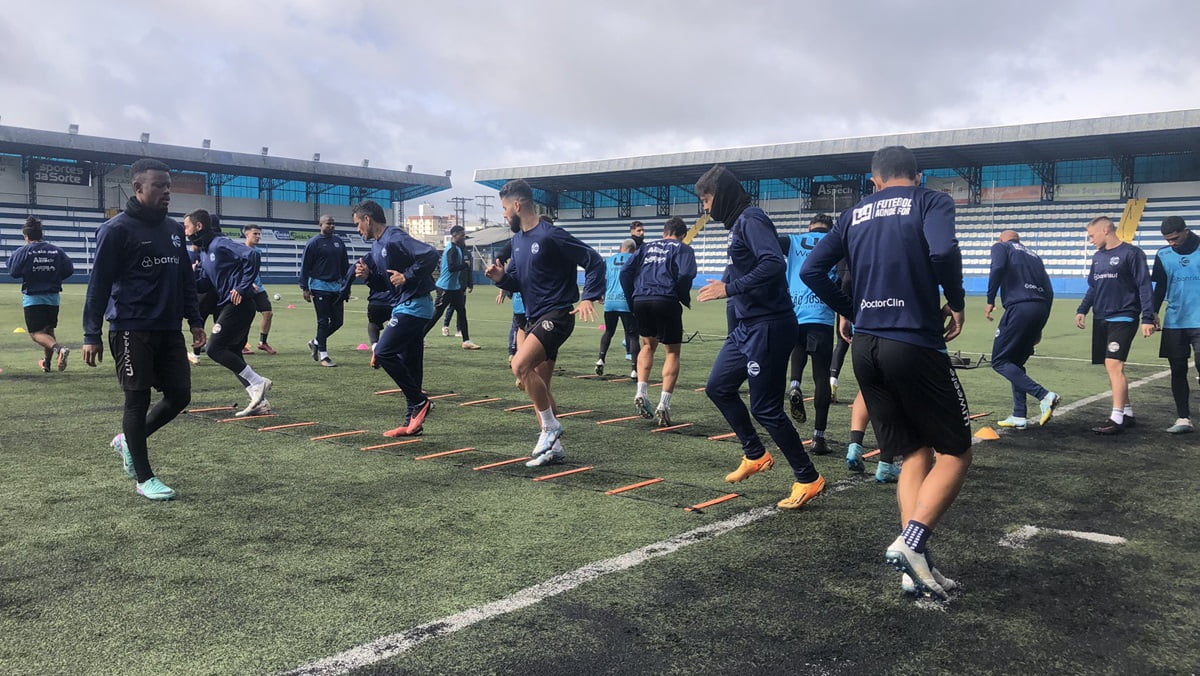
[426,225,480,349]
[242,224,276,355]
[7,216,74,372]
[1075,216,1155,435]
[1151,216,1200,434]
[628,221,645,249]
[802,146,971,599]
[694,165,825,510]
[622,217,697,426]
[596,239,638,377]
[985,230,1059,429]
[184,210,273,417]
[300,214,350,367]
[485,179,605,467]
[83,158,206,501]
[493,242,526,369]
[352,200,440,436]
[781,214,837,454]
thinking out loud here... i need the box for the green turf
[0,284,1197,674]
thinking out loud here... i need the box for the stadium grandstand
[0,125,451,283]
[475,109,1200,295]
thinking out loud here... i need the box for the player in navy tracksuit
[184,209,273,418]
[694,165,824,511]
[299,215,350,367]
[7,216,74,371]
[1075,216,1155,434]
[985,230,1059,429]
[83,159,206,501]
[352,200,440,436]
[487,179,605,468]
[621,216,697,427]
[492,242,527,365]
[596,239,638,377]
[1151,216,1200,434]
[802,146,970,600]
[780,215,837,454]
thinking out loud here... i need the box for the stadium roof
[475,109,1200,194]
[0,124,452,200]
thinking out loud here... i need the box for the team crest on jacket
[171,234,181,248]
[746,361,760,377]
[531,243,540,255]
[1109,256,1120,266]
[209,253,216,261]
[1182,257,1191,267]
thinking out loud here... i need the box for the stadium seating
[0,202,374,284]
[4,196,1198,296]
[550,196,1200,295]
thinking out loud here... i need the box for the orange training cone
[974,426,1000,440]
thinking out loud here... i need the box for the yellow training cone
[974,426,1000,441]
[13,327,26,333]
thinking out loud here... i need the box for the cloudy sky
[2,0,1197,220]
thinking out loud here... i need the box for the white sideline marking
[999,525,1127,548]
[287,476,867,675]
[1028,354,1170,368]
[1051,366,1177,419]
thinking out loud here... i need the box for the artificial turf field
[0,283,1197,675]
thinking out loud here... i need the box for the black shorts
[368,303,392,327]
[1092,320,1138,364]
[23,304,59,333]
[251,290,273,313]
[210,301,255,355]
[109,330,192,392]
[852,334,972,462]
[1159,327,1200,360]
[796,322,834,358]
[632,299,684,344]
[524,308,576,361]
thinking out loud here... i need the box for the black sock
[850,430,865,446]
[260,333,269,344]
[902,520,931,553]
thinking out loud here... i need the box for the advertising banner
[926,176,970,205]
[30,159,90,186]
[1055,182,1121,200]
[982,185,1041,203]
[170,171,207,195]
[811,180,860,211]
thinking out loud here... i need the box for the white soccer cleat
[247,378,272,409]
[440,326,450,337]
[526,439,565,467]
[235,398,271,418]
[885,536,947,601]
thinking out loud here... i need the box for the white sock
[238,366,263,387]
[1111,408,1124,424]
[636,382,649,399]
[537,407,558,429]
[370,342,377,353]
[319,351,329,360]
[1123,405,1134,417]
[659,390,672,408]
[790,379,800,390]
[830,376,838,387]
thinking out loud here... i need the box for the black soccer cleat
[809,436,830,456]
[1092,418,1124,435]
[789,386,806,424]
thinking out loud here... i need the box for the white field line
[288,366,1168,673]
[1051,365,1177,418]
[285,477,868,675]
[999,525,1128,548]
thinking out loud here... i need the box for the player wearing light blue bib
[781,215,837,454]
[596,240,638,376]
[1152,216,1200,433]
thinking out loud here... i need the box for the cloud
[1,0,1197,218]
